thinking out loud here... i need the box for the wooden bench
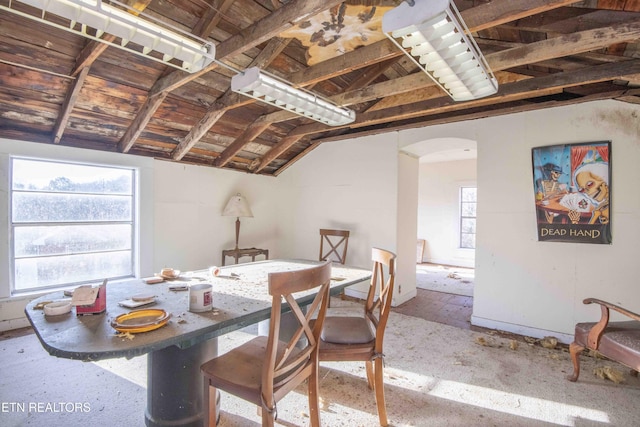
[567,298,640,382]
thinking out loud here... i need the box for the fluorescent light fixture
[231,67,356,127]
[1,0,216,73]
[382,0,497,101]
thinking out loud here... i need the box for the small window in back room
[10,157,136,294]
[460,186,477,249]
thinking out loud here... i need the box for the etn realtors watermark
[2,401,91,413]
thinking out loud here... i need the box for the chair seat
[201,336,303,406]
[321,316,375,344]
[201,261,332,427]
[318,248,396,426]
[320,316,376,361]
[575,320,640,371]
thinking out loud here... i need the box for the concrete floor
[3,270,640,426]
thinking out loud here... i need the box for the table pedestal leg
[145,339,218,427]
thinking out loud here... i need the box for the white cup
[189,283,213,312]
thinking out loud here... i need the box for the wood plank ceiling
[1,0,639,176]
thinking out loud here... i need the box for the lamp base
[234,217,241,250]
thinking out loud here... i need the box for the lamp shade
[222,194,253,218]
[382,0,497,101]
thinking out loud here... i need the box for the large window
[460,186,477,249]
[11,158,136,293]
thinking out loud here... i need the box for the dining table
[23,259,371,427]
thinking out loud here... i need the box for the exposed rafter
[0,0,638,176]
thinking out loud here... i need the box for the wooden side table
[222,247,269,266]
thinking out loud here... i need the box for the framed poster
[532,141,611,244]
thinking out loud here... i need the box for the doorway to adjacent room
[393,263,474,330]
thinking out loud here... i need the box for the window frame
[9,156,138,294]
[459,186,477,249]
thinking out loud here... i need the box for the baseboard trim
[471,315,573,344]
[0,317,31,333]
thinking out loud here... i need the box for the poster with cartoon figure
[532,141,611,243]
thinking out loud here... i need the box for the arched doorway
[399,137,477,329]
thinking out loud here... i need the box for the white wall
[0,130,416,330]
[151,160,282,272]
[400,100,640,342]
[0,139,156,331]
[0,140,280,331]
[277,133,416,305]
[396,152,419,302]
[417,158,476,267]
[6,100,634,340]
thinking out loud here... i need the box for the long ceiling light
[382,0,497,101]
[1,0,216,73]
[231,67,356,127]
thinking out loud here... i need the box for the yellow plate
[111,309,171,334]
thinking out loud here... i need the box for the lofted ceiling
[0,0,639,176]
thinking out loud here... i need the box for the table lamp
[222,193,253,250]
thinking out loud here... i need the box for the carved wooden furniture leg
[567,341,585,382]
[567,298,640,384]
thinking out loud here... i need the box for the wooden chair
[319,229,350,264]
[567,298,640,382]
[200,261,332,427]
[319,247,396,426]
[319,229,349,307]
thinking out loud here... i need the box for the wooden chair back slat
[319,229,350,264]
[201,260,332,427]
[318,247,396,426]
[263,261,332,398]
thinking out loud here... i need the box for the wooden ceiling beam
[52,0,152,146]
[488,19,640,71]
[192,0,235,38]
[261,0,593,124]
[296,85,629,154]
[251,59,399,173]
[498,9,640,34]
[286,0,580,87]
[459,0,583,33]
[228,0,597,172]
[118,0,345,153]
[150,0,346,96]
[70,1,153,76]
[254,134,304,173]
[52,67,89,144]
[286,59,640,138]
[173,37,291,161]
[213,119,273,168]
[362,18,640,113]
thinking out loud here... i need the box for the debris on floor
[539,336,558,349]
[474,336,499,347]
[594,366,625,383]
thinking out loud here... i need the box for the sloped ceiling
[0,0,639,175]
